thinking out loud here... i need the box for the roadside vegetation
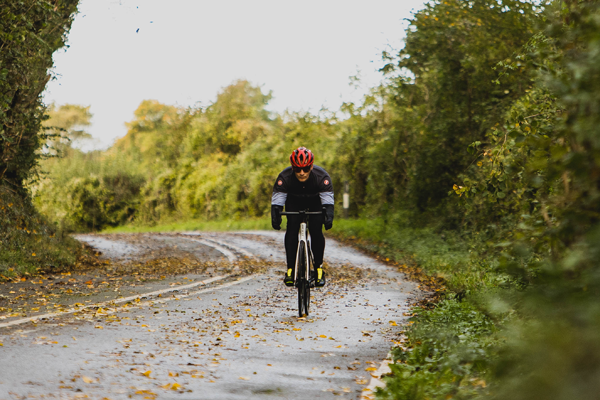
[3,0,600,399]
[0,0,83,279]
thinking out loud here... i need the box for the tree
[0,0,79,193]
[383,0,542,213]
[43,103,92,154]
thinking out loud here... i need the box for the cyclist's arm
[271,175,288,207]
[318,175,334,206]
[318,175,334,230]
[271,174,287,230]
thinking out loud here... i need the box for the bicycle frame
[293,220,310,284]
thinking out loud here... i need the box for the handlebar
[281,210,324,216]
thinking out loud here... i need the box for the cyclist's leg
[284,215,301,285]
[308,213,325,267]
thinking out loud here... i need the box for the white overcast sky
[43,0,427,149]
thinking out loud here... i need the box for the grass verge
[332,216,505,399]
[0,188,84,279]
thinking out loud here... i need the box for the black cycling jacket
[271,166,334,211]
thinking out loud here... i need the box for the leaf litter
[0,233,267,324]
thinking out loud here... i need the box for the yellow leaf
[389,321,398,326]
[31,253,36,257]
[169,371,179,377]
[234,332,240,338]
[135,389,156,396]
[142,370,152,377]
[82,376,95,383]
[95,326,103,329]
[170,383,182,390]
[366,367,377,371]
[239,376,250,380]
[319,335,327,338]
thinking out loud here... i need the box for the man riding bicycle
[271,146,334,288]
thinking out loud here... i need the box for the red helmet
[290,147,314,168]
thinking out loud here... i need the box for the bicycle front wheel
[298,279,306,317]
[297,241,308,317]
[303,279,310,316]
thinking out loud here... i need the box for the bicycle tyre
[297,242,307,317]
[303,278,310,316]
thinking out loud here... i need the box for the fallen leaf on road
[82,376,95,383]
[239,376,250,380]
[142,370,152,377]
[135,389,157,398]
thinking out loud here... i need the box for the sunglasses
[293,166,312,173]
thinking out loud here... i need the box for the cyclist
[271,146,334,287]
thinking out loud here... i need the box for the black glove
[323,204,334,230]
[271,205,283,230]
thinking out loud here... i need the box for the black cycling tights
[285,214,325,271]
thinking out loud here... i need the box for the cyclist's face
[294,165,313,182]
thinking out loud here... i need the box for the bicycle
[280,209,324,317]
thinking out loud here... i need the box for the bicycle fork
[293,222,310,284]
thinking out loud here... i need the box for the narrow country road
[0,232,418,400]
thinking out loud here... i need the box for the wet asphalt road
[0,232,418,400]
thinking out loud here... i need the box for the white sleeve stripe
[320,192,334,205]
[271,192,287,206]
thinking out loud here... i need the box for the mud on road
[0,231,420,399]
